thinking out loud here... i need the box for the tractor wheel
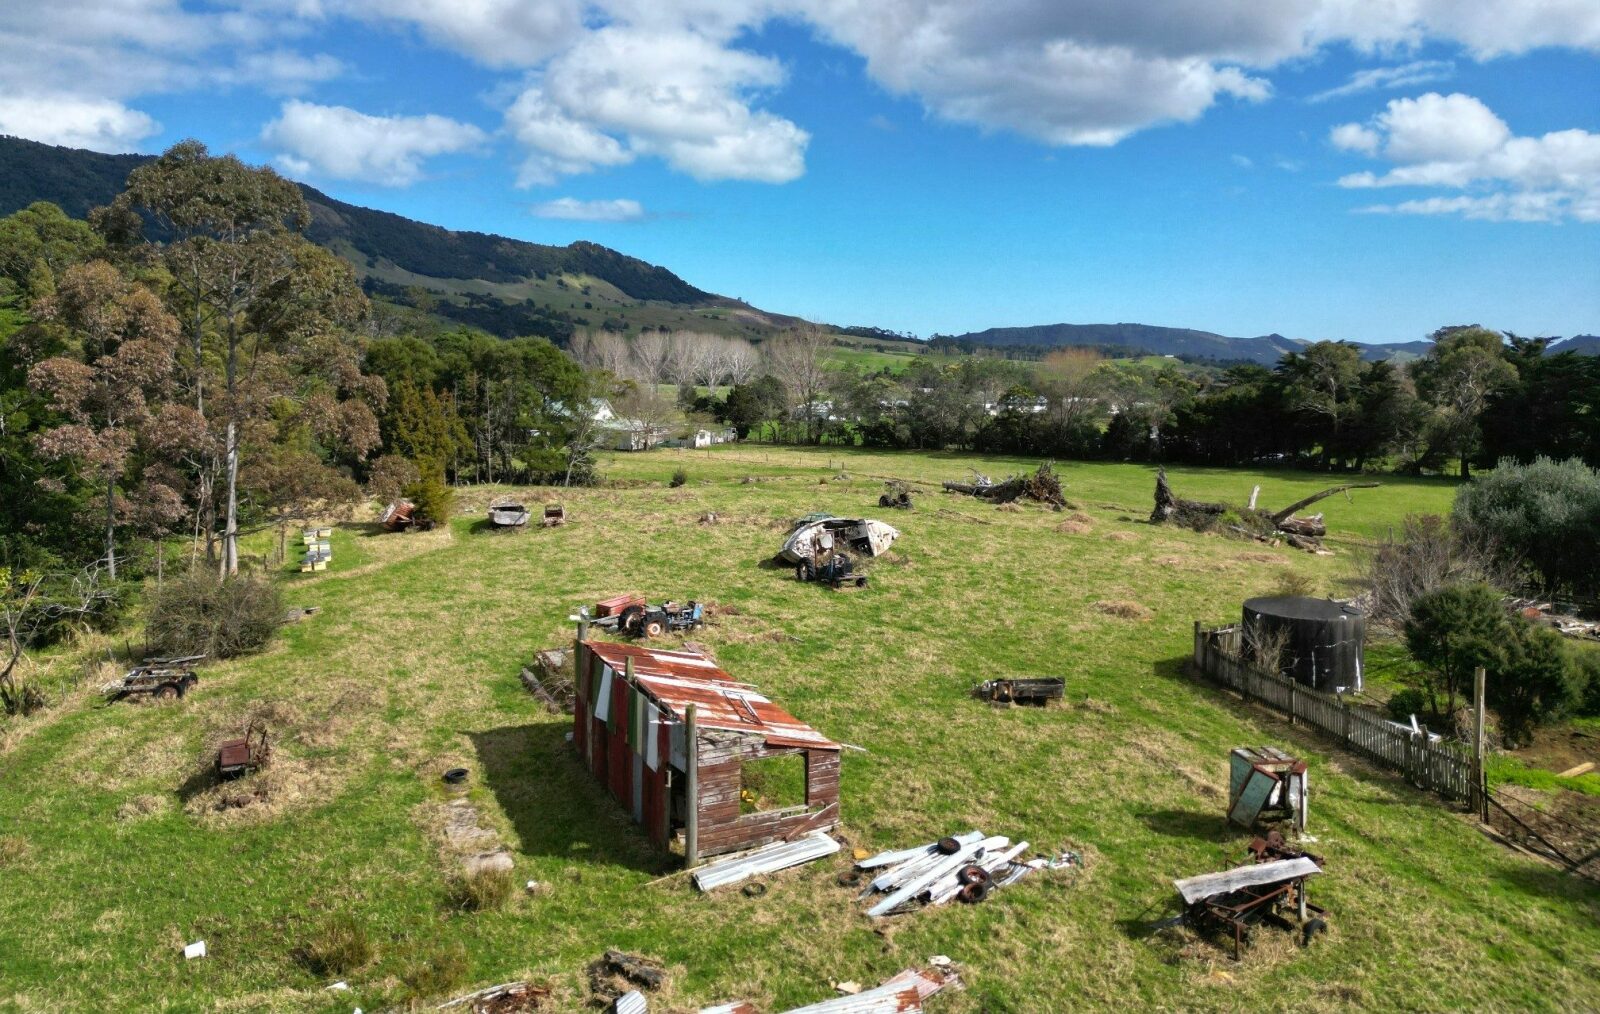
[643,618,666,639]
[958,864,990,885]
[958,880,991,904]
[619,605,645,636]
[796,561,814,582]
[154,684,180,701]
[879,494,893,508]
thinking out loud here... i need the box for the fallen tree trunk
[1151,471,1377,552]
[945,462,1066,508]
[1150,469,1228,525]
[1270,483,1380,525]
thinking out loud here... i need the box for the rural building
[571,638,841,860]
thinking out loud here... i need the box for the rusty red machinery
[1170,834,1328,959]
[1228,746,1309,832]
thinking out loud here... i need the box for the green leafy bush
[1454,456,1600,597]
[145,573,283,659]
[1386,687,1430,722]
[669,466,689,488]
[403,470,454,526]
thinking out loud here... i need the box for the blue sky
[3,2,1597,344]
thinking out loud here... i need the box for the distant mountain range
[0,135,805,341]
[2,136,1591,365]
[933,323,1595,365]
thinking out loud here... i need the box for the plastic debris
[183,941,206,960]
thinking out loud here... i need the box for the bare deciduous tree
[765,323,833,444]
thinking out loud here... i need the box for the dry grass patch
[1094,600,1153,621]
[1055,520,1092,535]
[115,794,171,823]
[1106,531,1138,543]
[1237,551,1287,564]
[182,755,343,829]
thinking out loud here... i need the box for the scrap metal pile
[854,832,1080,916]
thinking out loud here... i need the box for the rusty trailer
[572,633,840,863]
[1173,856,1324,960]
[106,655,203,702]
[542,503,567,527]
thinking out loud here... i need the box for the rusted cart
[106,655,204,703]
[1172,856,1325,959]
[542,503,567,527]
[216,721,271,780]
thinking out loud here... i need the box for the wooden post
[1288,680,1298,726]
[1193,620,1202,670]
[1473,666,1487,818]
[684,702,699,869]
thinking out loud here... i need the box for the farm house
[571,637,841,862]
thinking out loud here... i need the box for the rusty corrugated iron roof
[583,640,838,751]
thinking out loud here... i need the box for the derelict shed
[1242,596,1365,693]
[571,638,841,862]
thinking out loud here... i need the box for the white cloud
[532,197,646,221]
[1332,92,1600,223]
[261,100,487,185]
[505,25,809,185]
[327,0,586,68]
[1307,59,1455,102]
[1330,122,1380,155]
[230,50,345,94]
[0,94,159,152]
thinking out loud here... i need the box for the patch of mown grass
[0,447,1594,1012]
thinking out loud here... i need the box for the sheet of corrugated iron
[692,831,842,891]
[612,989,649,1014]
[778,967,947,1013]
[698,1004,758,1014]
[584,641,838,750]
[1173,856,1321,905]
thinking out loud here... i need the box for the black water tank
[1241,596,1365,692]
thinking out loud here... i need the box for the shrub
[1454,457,1600,597]
[669,466,689,488]
[146,573,283,659]
[1386,687,1430,722]
[1489,618,1576,747]
[1405,582,1578,746]
[1364,514,1503,627]
[403,470,454,526]
[449,866,514,911]
[296,914,373,977]
[1273,572,1319,598]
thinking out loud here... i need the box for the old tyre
[958,880,991,904]
[643,618,666,639]
[796,561,814,582]
[879,494,893,507]
[742,882,767,898]
[619,605,645,636]
[155,684,180,701]
[936,836,961,855]
[1301,917,1327,947]
[958,864,990,885]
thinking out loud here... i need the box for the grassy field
[2,448,1597,1012]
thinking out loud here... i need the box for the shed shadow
[468,722,671,875]
[1140,807,1237,844]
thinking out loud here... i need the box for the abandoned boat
[780,515,900,564]
[488,502,531,528]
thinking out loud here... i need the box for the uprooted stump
[944,462,1066,509]
[1149,469,1376,553]
[587,951,665,1003]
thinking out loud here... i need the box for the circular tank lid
[1242,595,1363,620]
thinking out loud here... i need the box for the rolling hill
[0,135,806,342]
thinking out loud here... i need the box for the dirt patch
[1237,552,1287,564]
[116,794,171,823]
[1094,600,1153,621]
[1105,531,1138,543]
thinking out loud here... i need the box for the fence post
[1473,666,1487,819]
[1288,680,1297,726]
[1193,620,1202,670]
[684,702,700,870]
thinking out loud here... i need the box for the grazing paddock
[1,448,1594,1012]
